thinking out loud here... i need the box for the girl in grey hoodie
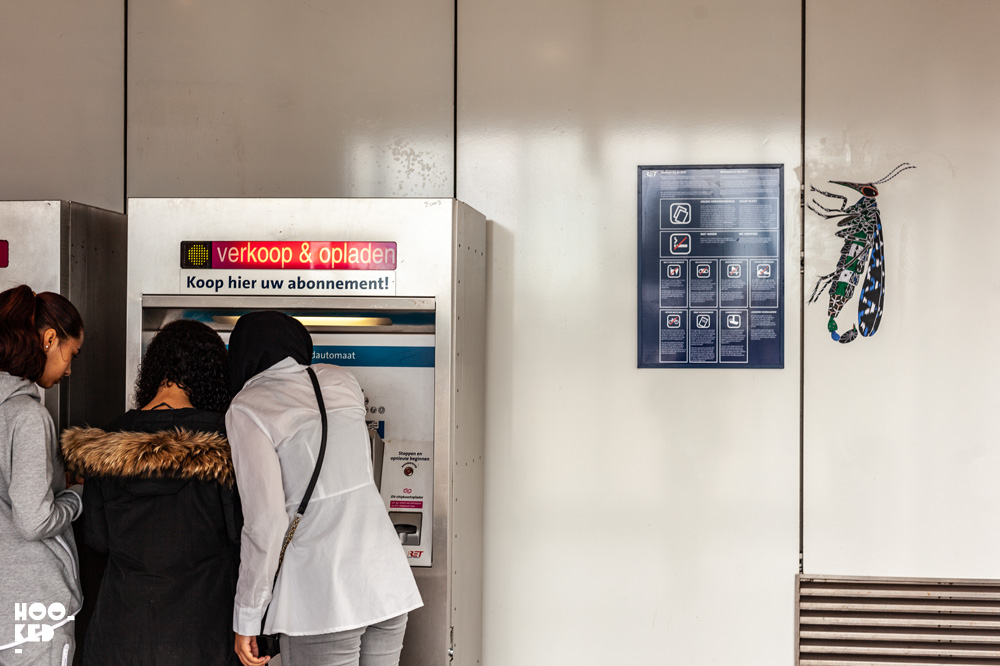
[0,285,84,666]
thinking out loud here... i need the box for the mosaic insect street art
[807,163,915,344]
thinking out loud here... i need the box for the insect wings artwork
[807,162,915,344]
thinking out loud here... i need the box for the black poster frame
[637,164,785,369]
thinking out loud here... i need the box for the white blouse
[227,358,422,636]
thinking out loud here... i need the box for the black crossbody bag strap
[298,367,328,513]
[259,366,328,635]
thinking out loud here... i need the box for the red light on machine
[181,241,396,270]
[0,241,7,268]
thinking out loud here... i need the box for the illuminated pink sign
[181,241,396,270]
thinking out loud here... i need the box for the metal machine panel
[0,202,62,421]
[0,201,127,429]
[449,203,487,665]
[0,201,62,292]
[62,203,129,430]
[128,198,485,666]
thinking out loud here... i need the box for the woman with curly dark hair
[132,318,230,413]
[62,319,240,666]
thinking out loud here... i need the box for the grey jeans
[279,613,408,666]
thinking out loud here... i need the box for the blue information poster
[638,165,784,368]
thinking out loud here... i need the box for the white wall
[127,0,454,198]
[7,1,1000,664]
[458,2,801,663]
[803,0,1000,578]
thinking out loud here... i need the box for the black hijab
[228,311,313,397]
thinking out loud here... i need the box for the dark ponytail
[0,285,83,381]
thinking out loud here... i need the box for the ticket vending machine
[0,200,127,431]
[126,198,485,666]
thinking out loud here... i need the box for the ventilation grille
[797,574,1000,666]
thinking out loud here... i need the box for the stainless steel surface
[0,201,63,293]
[128,198,485,665]
[0,202,63,422]
[0,201,127,430]
[127,0,453,199]
[62,202,128,429]
[0,2,124,211]
[449,201,486,666]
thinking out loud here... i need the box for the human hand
[235,633,270,666]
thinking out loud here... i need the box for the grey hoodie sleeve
[9,410,81,541]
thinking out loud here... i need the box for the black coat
[62,409,241,666]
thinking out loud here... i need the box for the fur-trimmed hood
[62,427,233,487]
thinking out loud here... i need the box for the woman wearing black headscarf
[226,312,421,666]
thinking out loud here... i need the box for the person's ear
[41,328,58,351]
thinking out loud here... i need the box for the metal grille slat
[798,575,1000,665]
[801,631,1000,644]
[801,589,1000,602]
[802,602,1000,615]
[800,645,1000,658]
[802,617,1000,629]
[799,658,1000,666]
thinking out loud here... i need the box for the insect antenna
[873,162,916,184]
